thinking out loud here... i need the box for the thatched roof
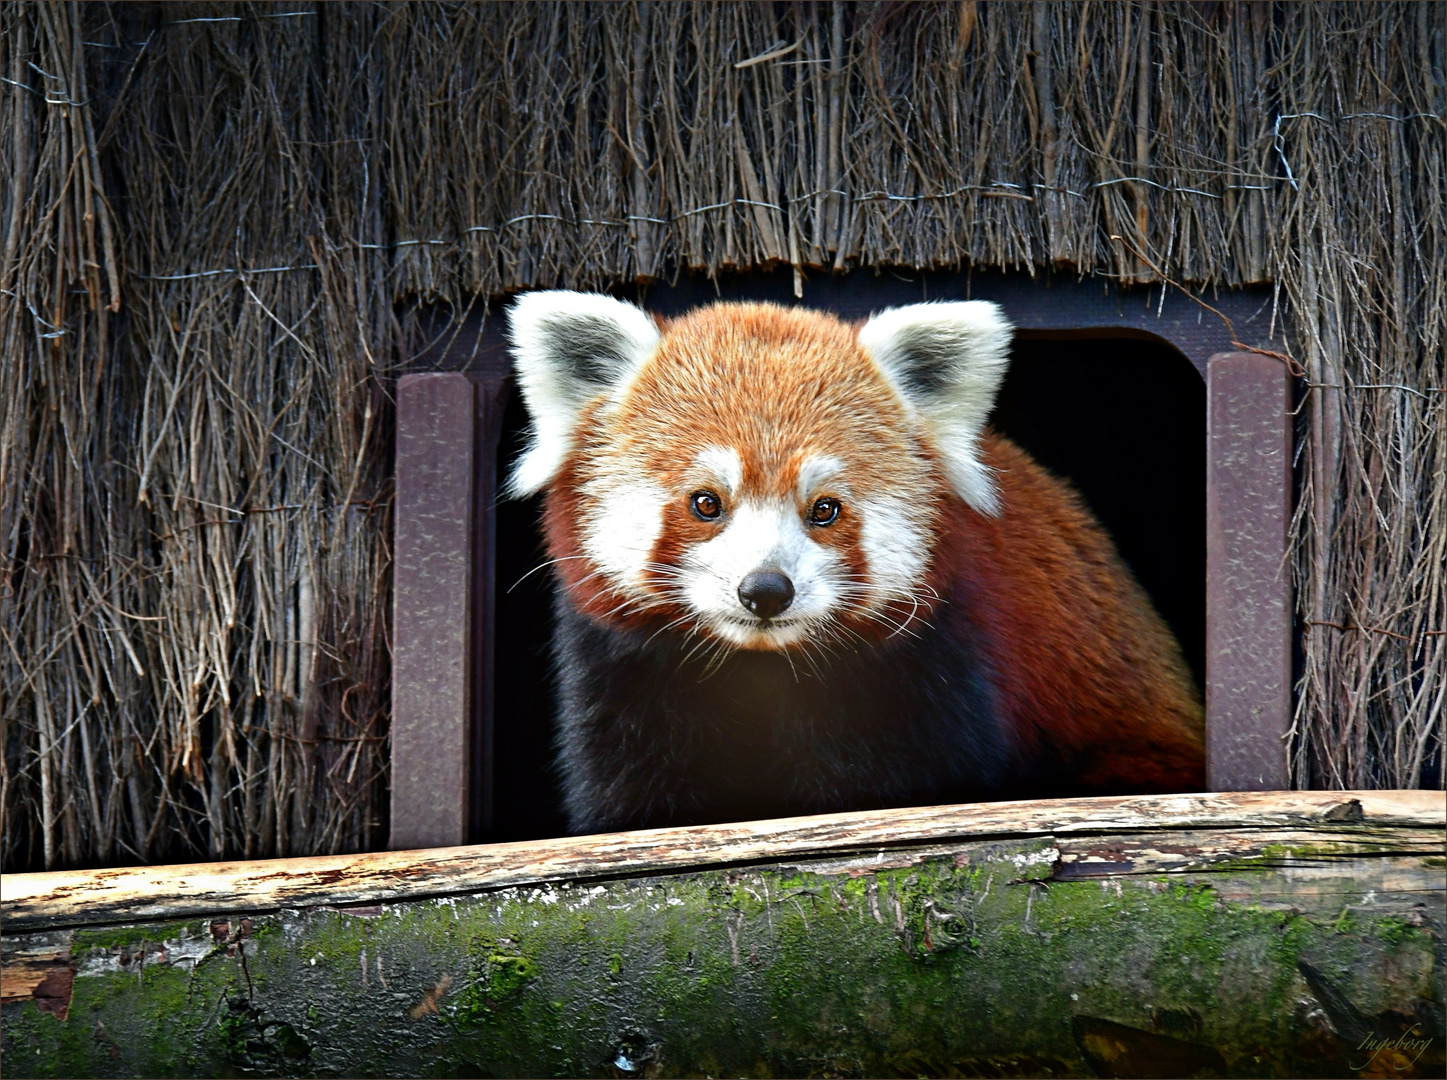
[2,1,1442,869]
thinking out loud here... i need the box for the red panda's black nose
[738,570,795,620]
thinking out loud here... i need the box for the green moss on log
[3,834,1442,1078]
[71,923,195,952]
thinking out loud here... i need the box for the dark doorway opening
[492,392,568,842]
[489,330,1207,843]
[991,333,1207,693]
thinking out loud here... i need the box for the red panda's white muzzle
[678,499,851,649]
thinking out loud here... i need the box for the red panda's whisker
[584,578,676,622]
[547,560,692,621]
[678,565,737,591]
[639,560,690,580]
[832,580,938,616]
[509,554,593,593]
[596,593,666,622]
[832,581,939,639]
[682,635,728,679]
[895,593,925,636]
[779,646,804,683]
[681,626,737,673]
[820,621,871,653]
[640,611,702,650]
[842,600,921,636]
[556,565,612,596]
[825,629,875,660]
[793,642,829,682]
[577,582,639,615]
[697,641,735,681]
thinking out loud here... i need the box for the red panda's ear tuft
[857,301,1014,515]
[505,291,660,497]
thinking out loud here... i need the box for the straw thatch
[2,1,1442,871]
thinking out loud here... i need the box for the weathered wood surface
[2,791,1443,1078]
[3,790,1436,931]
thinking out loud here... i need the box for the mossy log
[2,791,1443,1078]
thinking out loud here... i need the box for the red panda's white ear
[857,301,1014,515]
[505,291,660,496]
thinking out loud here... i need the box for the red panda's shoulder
[935,431,1205,793]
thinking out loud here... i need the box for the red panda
[507,292,1205,833]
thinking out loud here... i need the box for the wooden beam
[2,791,1441,1079]
[3,791,1438,932]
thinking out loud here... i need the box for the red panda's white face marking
[508,292,1013,651]
[578,476,667,597]
[856,495,933,614]
[681,497,852,647]
[694,446,743,496]
[797,454,845,502]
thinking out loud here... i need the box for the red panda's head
[507,294,1013,651]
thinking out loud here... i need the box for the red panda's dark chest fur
[549,587,1017,832]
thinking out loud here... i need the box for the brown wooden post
[1206,352,1293,790]
[391,374,477,848]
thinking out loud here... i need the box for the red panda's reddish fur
[939,434,1204,793]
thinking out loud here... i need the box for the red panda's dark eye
[690,491,723,520]
[809,497,841,526]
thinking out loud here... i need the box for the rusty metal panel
[1207,352,1293,790]
[391,373,476,849]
